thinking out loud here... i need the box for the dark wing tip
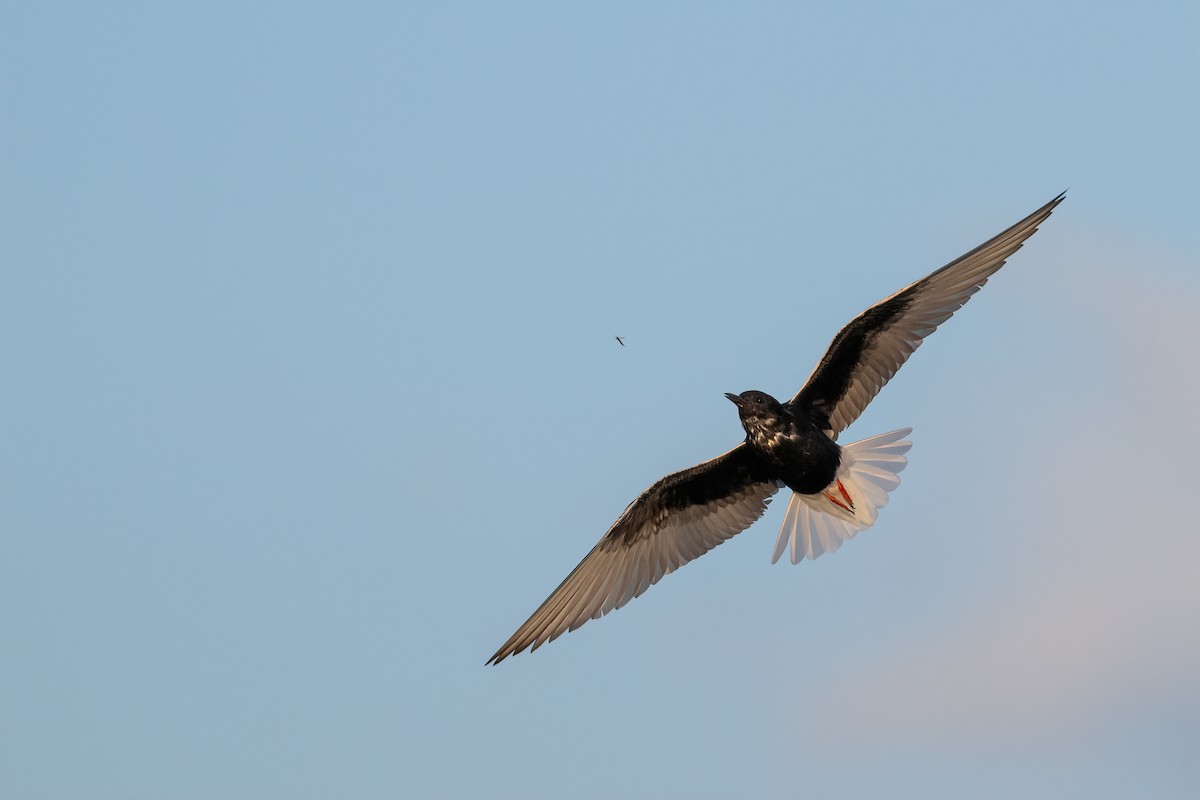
[1044,189,1067,212]
[486,639,520,665]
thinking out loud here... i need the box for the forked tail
[772,428,913,564]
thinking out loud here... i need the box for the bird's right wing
[789,192,1064,435]
[488,444,779,664]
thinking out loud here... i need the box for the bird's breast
[747,422,841,495]
[753,427,803,451]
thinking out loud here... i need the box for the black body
[726,390,841,494]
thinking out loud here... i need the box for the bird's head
[725,390,786,427]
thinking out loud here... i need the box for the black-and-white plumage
[488,193,1064,665]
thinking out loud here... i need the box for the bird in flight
[488,193,1065,665]
[615,336,625,347]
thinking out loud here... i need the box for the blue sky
[2,2,1197,798]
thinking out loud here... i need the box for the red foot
[824,479,856,514]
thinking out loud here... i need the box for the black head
[725,390,785,422]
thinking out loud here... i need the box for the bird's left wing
[488,444,778,664]
[789,192,1064,435]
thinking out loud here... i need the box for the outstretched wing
[488,444,778,664]
[790,192,1064,435]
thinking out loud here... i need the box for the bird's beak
[725,392,745,408]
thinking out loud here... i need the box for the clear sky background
[2,3,1197,799]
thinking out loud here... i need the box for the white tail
[771,428,913,564]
